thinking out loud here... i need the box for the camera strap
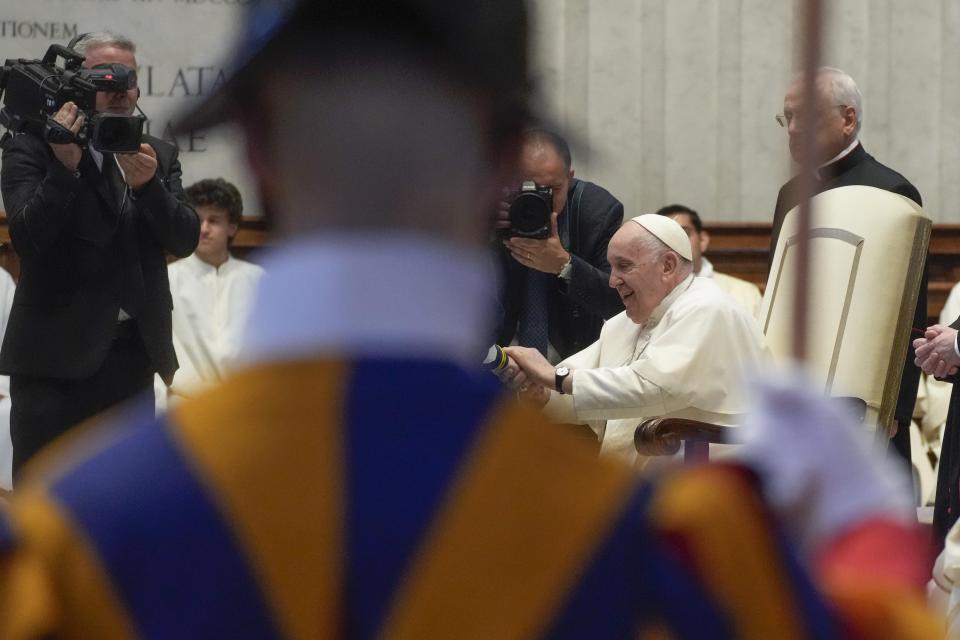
[565,179,585,255]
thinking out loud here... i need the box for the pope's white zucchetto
[629,214,694,261]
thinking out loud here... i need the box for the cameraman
[497,129,624,360]
[0,32,199,477]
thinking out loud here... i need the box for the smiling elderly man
[506,214,768,465]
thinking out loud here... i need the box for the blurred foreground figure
[0,2,939,638]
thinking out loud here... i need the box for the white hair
[71,32,136,57]
[816,66,863,136]
[634,227,694,278]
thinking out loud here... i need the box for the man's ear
[662,251,679,276]
[700,229,711,254]
[228,223,239,240]
[842,105,858,138]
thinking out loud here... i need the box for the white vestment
[157,254,264,408]
[699,257,762,319]
[543,273,768,465]
[941,281,960,326]
[0,269,17,489]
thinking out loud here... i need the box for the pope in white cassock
[505,214,768,466]
[156,179,264,409]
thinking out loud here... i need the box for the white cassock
[941,281,960,326]
[699,257,762,319]
[543,273,768,466]
[156,253,264,409]
[0,268,17,489]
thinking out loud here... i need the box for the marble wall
[3,1,956,223]
[529,0,960,223]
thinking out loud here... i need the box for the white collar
[185,252,234,276]
[238,233,496,368]
[698,257,715,278]
[643,272,695,328]
[818,138,860,172]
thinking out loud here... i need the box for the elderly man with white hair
[505,214,767,465]
[770,65,924,471]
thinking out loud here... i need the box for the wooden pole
[791,0,825,363]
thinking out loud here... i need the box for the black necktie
[101,153,127,211]
[103,154,143,316]
[518,268,549,357]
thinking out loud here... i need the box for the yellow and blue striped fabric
[0,357,914,638]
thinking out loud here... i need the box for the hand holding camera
[499,181,570,274]
[504,210,570,274]
[49,101,84,171]
[116,143,158,191]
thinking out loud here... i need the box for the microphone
[482,345,509,372]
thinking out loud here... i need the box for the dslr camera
[504,181,553,239]
[0,43,145,153]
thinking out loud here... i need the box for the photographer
[497,129,624,360]
[0,32,199,477]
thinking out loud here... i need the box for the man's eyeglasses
[775,104,849,128]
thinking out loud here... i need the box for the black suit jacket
[934,317,960,546]
[0,132,200,381]
[497,178,624,359]
[770,142,925,430]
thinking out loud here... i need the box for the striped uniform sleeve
[815,518,944,639]
[0,489,137,639]
[648,464,940,640]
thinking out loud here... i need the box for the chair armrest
[634,417,727,456]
